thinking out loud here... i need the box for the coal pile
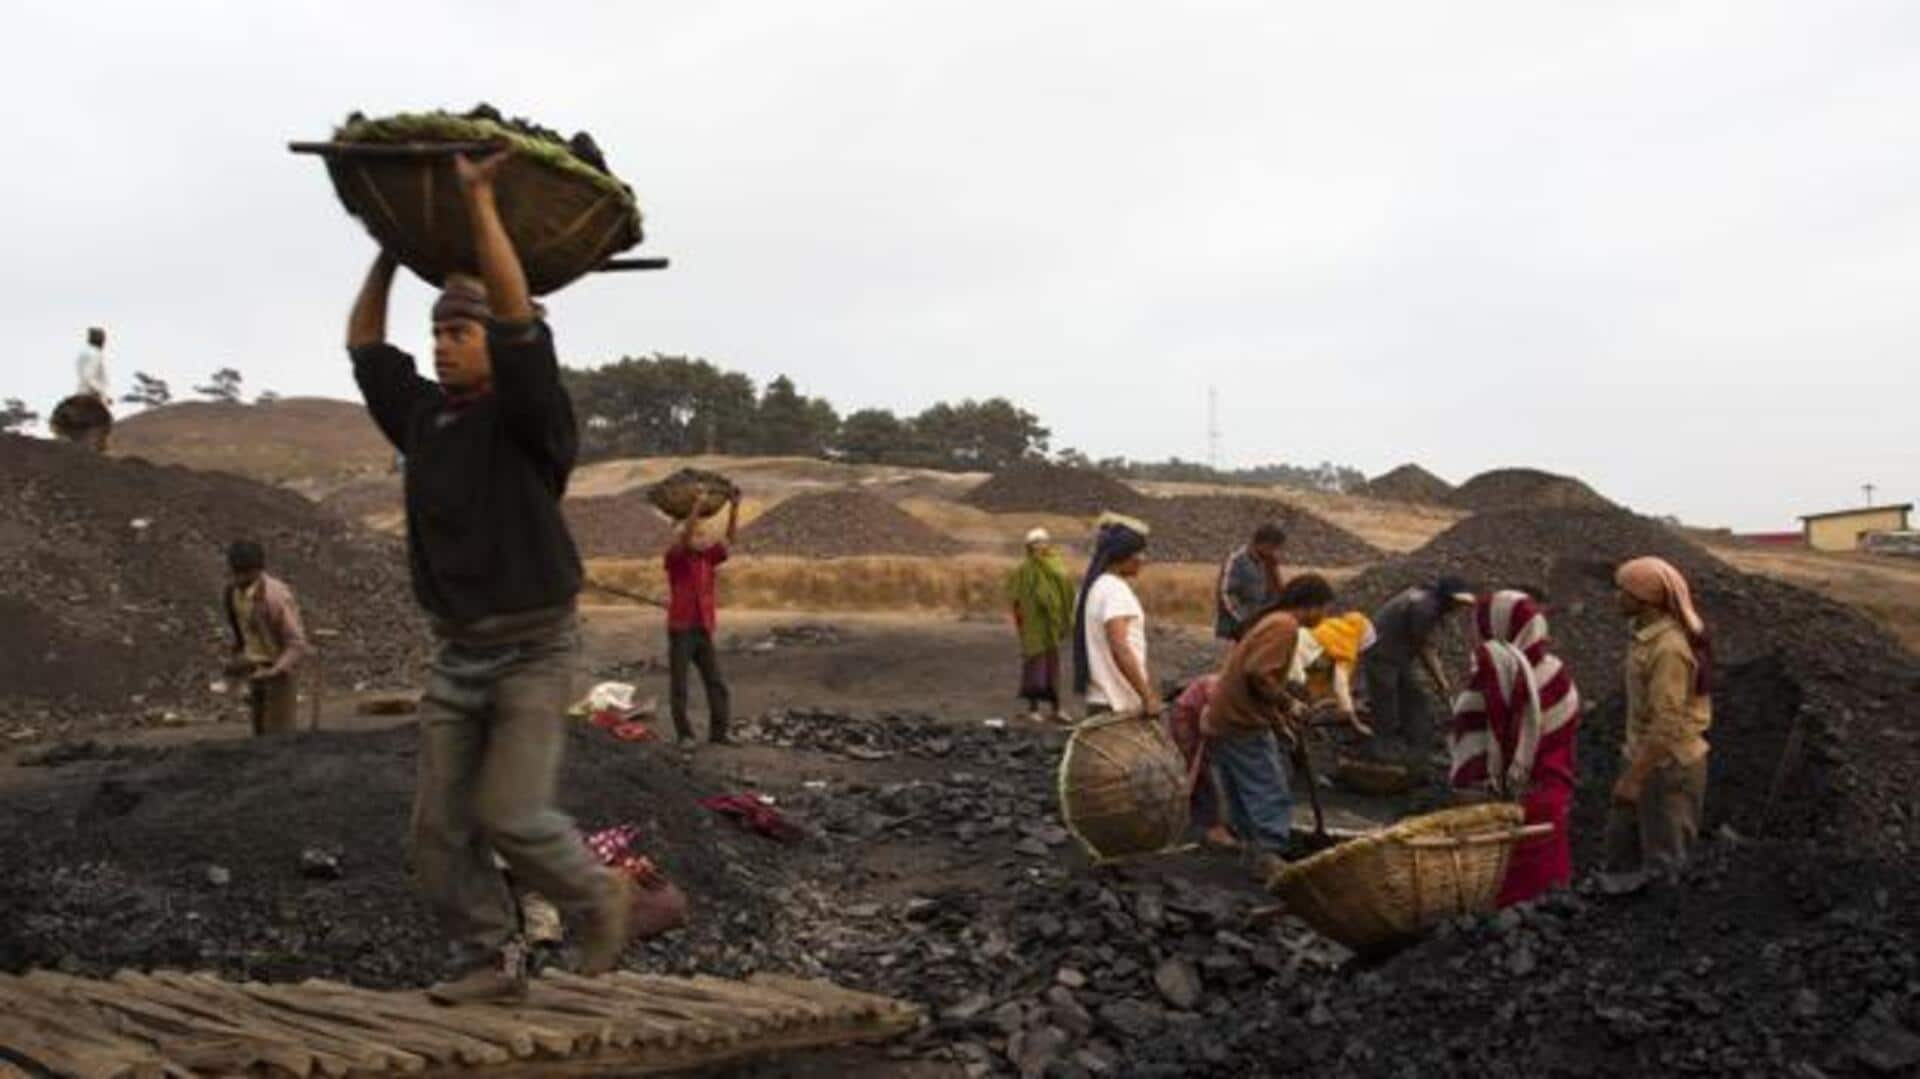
[0,724,804,987]
[1343,507,1920,864]
[0,435,423,738]
[738,489,962,558]
[562,491,676,559]
[1138,494,1380,566]
[963,463,1152,517]
[1363,463,1453,504]
[1447,467,1615,513]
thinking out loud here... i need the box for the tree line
[3,352,1361,494]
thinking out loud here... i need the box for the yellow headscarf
[1311,612,1376,668]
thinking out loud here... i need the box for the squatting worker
[1603,556,1713,893]
[1202,573,1337,880]
[666,491,740,745]
[1215,523,1286,642]
[347,149,629,1005]
[221,539,310,735]
[1073,515,1156,718]
[1360,576,1476,771]
[1006,527,1075,723]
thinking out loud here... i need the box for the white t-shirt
[75,345,108,399]
[1082,573,1147,712]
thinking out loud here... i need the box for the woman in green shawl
[1007,527,1076,722]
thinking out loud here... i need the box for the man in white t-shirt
[1073,516,1157,717]
[76,327,109,400]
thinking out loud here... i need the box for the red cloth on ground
[1167,676,1221,829]
[698,793,805,842]
[589,708,657,742]
[665,543,728,632]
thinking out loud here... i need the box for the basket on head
[1057,711,1190,862]
[316,111,644,296]
[49,395,112,449]
[1270,802,1533,956]
[647,468,739,521]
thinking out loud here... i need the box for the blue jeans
[1210,727,1295,854]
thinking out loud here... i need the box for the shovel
[1287,723,1337,855]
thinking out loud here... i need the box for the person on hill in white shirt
[76,327,109,401]
[1073,515,1156,718]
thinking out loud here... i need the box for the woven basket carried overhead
[295,111,647,296]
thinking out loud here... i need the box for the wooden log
[298,979,537,1060]
[0,1009,163,1079]
[243,983,508,1068]
[108,972,340,1077]
[142,973,389,1076]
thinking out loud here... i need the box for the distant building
[1798,504,1913,552]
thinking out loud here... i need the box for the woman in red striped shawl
[1448,590,1581,906]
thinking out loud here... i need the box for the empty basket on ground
[1057,712,1191,862]
[292,111,645,295]
[49,395,111,449]
[648,468,739,520]
[1270,803,1547,955]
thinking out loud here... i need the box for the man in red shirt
[666,492,740,744]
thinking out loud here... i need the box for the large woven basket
[1271,803,1542,955]
[1057,711,1191,862]
[310,113,644,296]
[647,468,740,521]
[49,395,111,446]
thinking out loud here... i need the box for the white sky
[5,1,1916,530]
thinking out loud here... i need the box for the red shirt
[665,543,728,631]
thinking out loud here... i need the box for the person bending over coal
[347,149,629,1004]
[1202,573,1337,881]
[1359,576,1477,773]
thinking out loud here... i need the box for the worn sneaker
[578,873,635,976]
[428,949,527,1006]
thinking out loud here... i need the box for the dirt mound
[1137,494,1380,566]
[1364,463,1453,504]
[1447,467,1614,513]
[739,489,962,558]
[0,435,422,737]
[1343,507,1919,863]
[563,492,677,559]
[962,462,1151,517]
[113,398,391,488]
[317,474,403,525]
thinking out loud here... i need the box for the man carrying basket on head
[347,149,631,1004]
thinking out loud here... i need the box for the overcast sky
[7,1,1916,529]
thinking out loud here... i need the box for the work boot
[428,949,527,1006]
[578,873,635,976]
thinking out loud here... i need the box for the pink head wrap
[1614,557,1705,636]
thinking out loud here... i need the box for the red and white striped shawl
[1449,590,1580,797]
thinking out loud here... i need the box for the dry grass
[1718,548,1920,653]
[585,555,1359,626]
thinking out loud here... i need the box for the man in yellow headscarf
[1006,527,1076,722]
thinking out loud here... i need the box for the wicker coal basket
[1270,803,1547,955]
[647,468,740,520]
[296,112,644,296]
[49,395,112,448]
[1057,711,1191,862]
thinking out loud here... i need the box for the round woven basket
[647,468,740,521]
[1271,803,1537,955]
[49,395,112,446]
[1333,754,1421,796]
[316,114,644,296]
[1057,712,1190,862]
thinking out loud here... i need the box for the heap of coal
[1342,507,1918,864]
[1446,467,1615,513]
[563,491,676,559]
[0,436,423,738]
[963,463,1153,517]
[1363,463,1454,504]
[1138,494,1380,566]
[738,489,962,558]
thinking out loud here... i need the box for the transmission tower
[1207,386,1221,471]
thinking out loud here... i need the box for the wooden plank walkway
[0,968,921,1077]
